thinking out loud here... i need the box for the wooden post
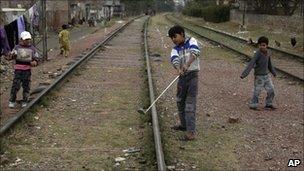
[242,3,246,28]
[41,0,48,60]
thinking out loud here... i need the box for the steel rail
[202,25,303,61]
[0,17,139,136]
[143,17,166,170]
[166,15,303,83]
[167,14,303,61]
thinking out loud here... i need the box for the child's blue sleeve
[170,48,180,69]
[189,38,200,57]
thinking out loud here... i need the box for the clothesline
[0,1,40,55]
[2,1,40,26]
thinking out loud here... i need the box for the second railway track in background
[1,16,166,170]
[166,14,304,83]
[178,15,303,61]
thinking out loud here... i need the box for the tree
[243,0,300,15]
[251,0,279,14]
[120,0,174,16]
[279,0,300,15]
[194,0,216,6]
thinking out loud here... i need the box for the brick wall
[230,9,303,33]
[46,0,69,31]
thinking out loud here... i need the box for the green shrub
[182,5,230,23]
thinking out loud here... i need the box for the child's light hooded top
[170,36,200,72]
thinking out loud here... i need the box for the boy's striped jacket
[170,36,200,72]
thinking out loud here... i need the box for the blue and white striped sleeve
[170,48,180,68]
[189,37,200,57]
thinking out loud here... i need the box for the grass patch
[204,46,243,63]
[177,14,303,56]
[94,88,133,110]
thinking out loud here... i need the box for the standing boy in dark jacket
[168,25,200,141]
[240,36,277,110]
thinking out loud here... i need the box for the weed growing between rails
[134,20,158,169]
[137,59,157,169]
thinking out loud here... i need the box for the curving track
[166,14,304,83]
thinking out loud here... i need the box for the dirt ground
[148,14,303,170]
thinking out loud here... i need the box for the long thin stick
[145,75,179,113]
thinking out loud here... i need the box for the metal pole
[41,0,47,60]
[302,0,304,17]
[144,76,179,113]
[242,3,246,28]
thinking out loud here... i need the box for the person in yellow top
[58,24,70,57]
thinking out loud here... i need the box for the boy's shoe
[264,105,277,110]
[171,125,186,131]
[183,132,196,141]
[21,102,28,108]
[8,101,16,108]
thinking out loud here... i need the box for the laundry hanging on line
[1,0,40,54]
[0,26,11,55]
[4,20,19,51]
[1,14,31,54]
[17,15,26,39]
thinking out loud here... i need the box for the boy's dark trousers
[9,70,31,102]
[176,71,198,133]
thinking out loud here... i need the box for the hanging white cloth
[17,16,25,39]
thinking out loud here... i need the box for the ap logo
[288,159,301,167]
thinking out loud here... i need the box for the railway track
[179,16,303,62]
[0,18,134,136]
[1,16,166,170]
[166,14,304,83]
[201,25,303,61]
